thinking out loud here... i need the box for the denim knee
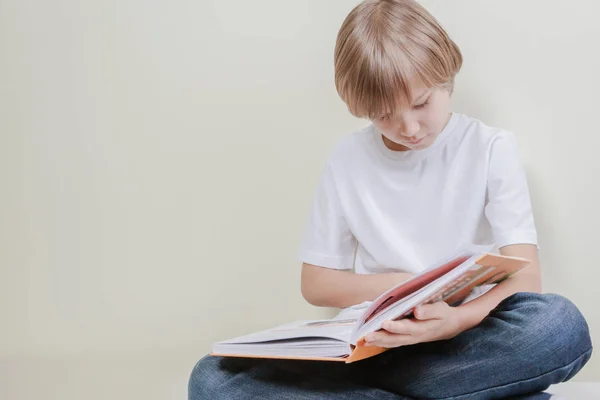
[188,355,222,400]
[499,292,592,373]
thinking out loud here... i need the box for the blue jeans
[189,293,592,399]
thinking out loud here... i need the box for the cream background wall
[1,1,598,398]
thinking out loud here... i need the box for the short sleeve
[484,132,538,248]
[297,162,356,269]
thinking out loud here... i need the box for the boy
[189,1,592,398]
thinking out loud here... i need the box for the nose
[397,118,420,138]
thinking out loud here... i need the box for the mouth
[407,134,429,145]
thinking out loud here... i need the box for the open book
[211,247,530,363]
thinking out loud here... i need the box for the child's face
[371,84,452,151]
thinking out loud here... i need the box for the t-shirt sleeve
[297,161,356,270]
[484,131,538,248]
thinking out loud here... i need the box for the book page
[217,318,355,345]
[213,319,356,359]
[358,254,471,326]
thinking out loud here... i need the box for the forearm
[456,244,542,331]
[456,271,540,329]
[301,264,414,309]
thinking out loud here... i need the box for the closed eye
[414,100,429,110]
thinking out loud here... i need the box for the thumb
[414,302,449,320]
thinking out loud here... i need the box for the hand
[364,302,466,348]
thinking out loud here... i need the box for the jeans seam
[433,346,593,400]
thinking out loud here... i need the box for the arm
[454,243,541,330]
[454,132,542,330]
[301,263,415,309]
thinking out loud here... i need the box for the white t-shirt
[298,113,537,275]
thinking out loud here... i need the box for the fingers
[364,303,455,348]
[365,318,442,347]
[365,330,414,348]
[381,318,440,335]
[414,302,451,320]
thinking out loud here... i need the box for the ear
[447,80,455,96]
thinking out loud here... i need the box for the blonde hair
[334,0,462,119]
